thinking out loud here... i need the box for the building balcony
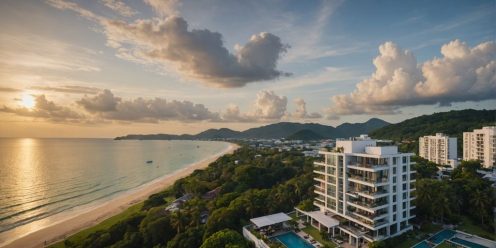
[314,186,325,195]
[348,175,389,187]
[347,198,388,212]
[348,163,389,172]
[356,189,389,199]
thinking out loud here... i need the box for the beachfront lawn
[49,202,144,248]
[457,216,495,240]
[301,225,336,248]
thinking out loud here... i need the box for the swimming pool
[274,232,314,248]
[427,229,456,244]
[411,241,431,248]
[450,237,489,248]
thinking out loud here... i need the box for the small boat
[146,160,153,164]
[196,145,200,148]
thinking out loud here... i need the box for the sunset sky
[0,0,494,138]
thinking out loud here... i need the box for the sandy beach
[0,142,238,248]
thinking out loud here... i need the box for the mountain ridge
[115,118,390,140]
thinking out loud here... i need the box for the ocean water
[0,138,229,241]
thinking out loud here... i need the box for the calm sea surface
[0,138,228,238]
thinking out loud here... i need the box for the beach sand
[0,143,239,248]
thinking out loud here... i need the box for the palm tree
[470,190,489,225]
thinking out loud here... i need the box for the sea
[0,138,229,244]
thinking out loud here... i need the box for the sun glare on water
[21,94,35,109]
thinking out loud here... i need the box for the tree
[470,189,490,225]
[368,241,386,248]
[200,229,249,248]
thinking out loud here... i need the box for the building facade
[419,133,458,168]
[463,126,496,168]
[313,135,415,246]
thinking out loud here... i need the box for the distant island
[115,118,390,140]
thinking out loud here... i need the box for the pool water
[274,232,314,248]
[427,229,456,244]
[411,241,431,248]
[450,237,489,248]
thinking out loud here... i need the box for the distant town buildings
[306,135,415,247]
[463,126,496,168]
[419,133,458,168]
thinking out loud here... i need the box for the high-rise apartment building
[463,126,496,168]
[418,133,458,168]
[312,135,415,247]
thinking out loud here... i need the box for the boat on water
[146,160,153,164]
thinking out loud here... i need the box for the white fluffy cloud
[292,98,322,119]
[251,90,287,120]
[103,17,289,87]
[328,40,496,117]
[221,90,289,122]
[47,0,289,88]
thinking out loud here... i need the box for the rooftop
[250,212,292,228]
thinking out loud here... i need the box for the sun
[21,94,35,109]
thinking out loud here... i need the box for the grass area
[49,202,144,248]
[302,225,336,248]
[457,216,495,240]
[436,241,452,248]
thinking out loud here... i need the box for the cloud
[292,98,322,119]
[47,0,289,87]
[0,33,100,72]
[251,90,287,120]
[101,0,137,17]
[221,90,288,122]
[0,87,21,92]
[103,17,289,87]
[77,89,121,112]
[31,85,101,94]
[0,95,84,122]
[327,40,496,117]
[77,89,220,122]
[144,0,180,17]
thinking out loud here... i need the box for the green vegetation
[414,160,495,240]
[301,226,336,248]
[370,109,496,153]
[51,146,316,248]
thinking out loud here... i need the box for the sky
[0,0,494,138]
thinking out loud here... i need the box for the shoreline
[0,142,239,248]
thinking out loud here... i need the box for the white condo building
[307,135,415,247]
[463,126,496,168]
[418,133,458,168]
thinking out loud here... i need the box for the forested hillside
[369,109,496,153]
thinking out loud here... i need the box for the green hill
[369,109,496,153]
[286,129,324,140]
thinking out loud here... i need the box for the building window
[403,183,407,191]
[393,195,396,202]
[402,166,407,173]
[403,157,407,164]
[393,205,396,212]
[403,211,407,218]
[393,186,396,193]
[393,167,396,174]
[393,157,397,165]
